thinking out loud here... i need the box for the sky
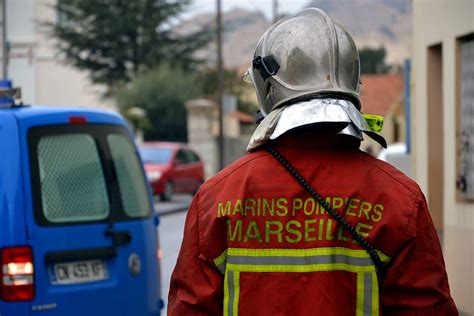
[184,0,311,20]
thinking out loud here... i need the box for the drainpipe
[404,59,411,154]
[216,0,224,170]
[2,0,7,79]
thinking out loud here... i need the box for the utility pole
[216,0,225,170]
[1,0,7,79]
[272,0,278,23]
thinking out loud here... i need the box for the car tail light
[0,246,35,301]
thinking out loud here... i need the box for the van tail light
[156,235,163,287]
[0,246,35,301]
[69,116,87,124]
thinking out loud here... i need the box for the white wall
[412,0,474,314]
[5,0,115,109]
[7,0,36,103]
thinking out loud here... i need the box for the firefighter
[168,8,457,315]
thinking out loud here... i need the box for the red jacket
[168,135,457,315]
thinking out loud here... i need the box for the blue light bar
[0,80,21,107]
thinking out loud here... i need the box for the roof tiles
[360,74,404,116]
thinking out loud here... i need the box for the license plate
[52,260,108,285]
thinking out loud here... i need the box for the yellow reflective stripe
[214,249,227,266]
[229,254,373,268]
[357,273,365,316]
[225,270,379,316]
[215,247,387,316]
[376,250,391,263]
[214,249,227,274]
[223,270,230,316]
[214,247,391,275]
[227,263,375,273]
[371,271,379,316]
[364,272,373,315]
[224,270,239,316]
[356,272,379,316]
[233,272,240,316]
[227,247,388,259]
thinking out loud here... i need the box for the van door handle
[45,247,117,263]
[106,229,132,246]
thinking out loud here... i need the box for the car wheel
[161,181,173,201]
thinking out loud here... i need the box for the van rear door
[22,123,160,315]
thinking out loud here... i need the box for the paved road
[154,194,192,216]
[155,194,192,311]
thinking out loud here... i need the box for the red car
[139,142,205,201]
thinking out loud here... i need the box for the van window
[29,124,151,226]
[38,134,110,223]
[107,134,151,218]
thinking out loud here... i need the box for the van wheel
[161,181,173,201]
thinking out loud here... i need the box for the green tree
[200,68,258,114]
[359,46,391,74]
[47,0,210,96]
[117,63,202,142]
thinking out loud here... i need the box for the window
[108,134,151,218]
[56,0,69,27]
[186,150,201,163]
[457,35,474,201]
[176,149,190,165]
[175,149,200,165]
[37,134,109,223]
[29,125,151,225]
[139,147,173,164]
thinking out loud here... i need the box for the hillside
[306,0,411,65]
[177,0,411,70]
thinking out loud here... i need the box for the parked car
[0,80,163,315]
[139,142,205,201]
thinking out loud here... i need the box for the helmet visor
[244,67,269,116]
[242,68,253,83]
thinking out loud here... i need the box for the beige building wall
[35,0,114,110]
[412,1,474,314]
[186,99,219,179]
[7,0,114,110]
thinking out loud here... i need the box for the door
[22,124,160,315]
[427,44,444,237]
[172,149,203,193]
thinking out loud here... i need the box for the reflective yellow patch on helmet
[363,114,384,132]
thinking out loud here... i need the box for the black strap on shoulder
[265,143,387,275]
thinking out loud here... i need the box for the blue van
[0,81,163,315]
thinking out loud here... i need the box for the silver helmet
[245,8,387,152]
[246,8,361,116]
